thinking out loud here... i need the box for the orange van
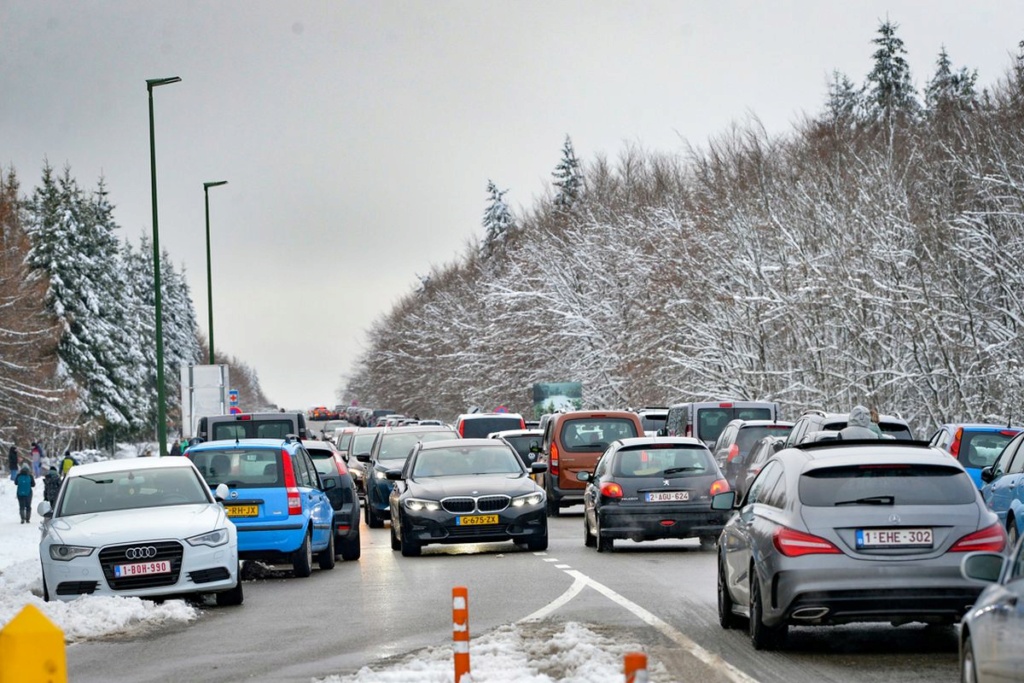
[538,410,643,516]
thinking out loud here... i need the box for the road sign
[228,390,239,406]
[229,406,242,415]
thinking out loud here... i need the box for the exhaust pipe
[791,607,829,620]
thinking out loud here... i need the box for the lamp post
[203,181,228,364]
[147,76,181,457]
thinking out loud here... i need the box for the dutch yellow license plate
[456,514,498,526]
[226,505,259,517]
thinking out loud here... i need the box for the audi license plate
[114,560,171,577]
[226,505,258,517]
[456,514,499,526]
[856,528,933,548]
[646,491,690,502]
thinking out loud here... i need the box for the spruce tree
[864,20,919,123]
[552,135,583,212]
[481,180,513,257]
[924,46,978,118]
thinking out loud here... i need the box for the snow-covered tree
[824,70,863,128]
[481,180,513,258]
[864,20,919,123]
[552,135,584,212]
[925,46,978,118]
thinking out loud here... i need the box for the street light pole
[203,181,228,365]
[147,76,181,457]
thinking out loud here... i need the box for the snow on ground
[0,446,665,681]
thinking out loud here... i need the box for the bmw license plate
[456,515,498,526]
[856,528,933,548]
[646,491,690,502]
[114,560,171,577]
[226,505,258,517]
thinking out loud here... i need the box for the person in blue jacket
[15,464,35,523]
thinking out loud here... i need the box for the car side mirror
[385,469,404,481]
[356,453,370,463]
[961,552,1006,583]
[530,462,548,474]
[711,491,736,510]
[981,466,997,483]
[37,501,52,518]
[576,471,591,482]
[214,483,230,502]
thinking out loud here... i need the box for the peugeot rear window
[189,449,282,488]
[799,464,976,507]
[613,446,713,478]
[561,418,638,451]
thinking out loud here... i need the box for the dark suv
[710,419,794,484]
[197,412,309,442]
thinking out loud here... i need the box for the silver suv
[784,409,911,446]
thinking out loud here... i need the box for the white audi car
[38,456,242,605]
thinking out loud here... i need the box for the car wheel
[700,535,717,551]
[584,512,596,548]
[216,568,244,607]
[400,529,421,557]
[527,533,549,552]
[318,531,336,570]
[341,530,362,561]
[596,515,613,553]
[717,556,742,629]
[292,531,313,578]
[749,575,786,650]
[1008,518,1019,548]
[546,492,560,517]
[367,505,384,529]
[390,522,401,551]
[962,633,978,683]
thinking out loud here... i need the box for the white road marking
[555,564,571,569]
[543,558,559,562]
[518,574,588,622]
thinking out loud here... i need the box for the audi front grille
[99,541,184,590]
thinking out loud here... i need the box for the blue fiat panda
[186,436,336,576]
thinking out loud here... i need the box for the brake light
[950,523,1006,553]
[236,414,252,421]
[773,527,842,557]
[335,456,348,475]
[950,428,963,458]
[550,442,559,476]
[710,478,730,496]
[719,403,733,408]
[458,421,466,437]
[600,482,623,499]
[727,444,739,462]
[281,449,302,515]
[1001,430,1019,437]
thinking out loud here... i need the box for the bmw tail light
[550,442,560,476]
[281,449,302,515]
[600,482,623,499]
[773,526,842,557]
[710,478,730,496]
[950,522,1006,553]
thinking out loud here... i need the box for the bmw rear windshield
[189,449,282,488]
[799,464,976,507]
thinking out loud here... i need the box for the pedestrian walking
[43,466,60,506]
[30,441,42,477]
[7,446,17,482]
[59,450,77,479]
[15,464,34,523]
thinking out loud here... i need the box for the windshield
[59,467,210,516]
[613,446,714,478]
[413,445,524,478]
[378,431,454,463]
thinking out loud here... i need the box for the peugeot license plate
[114,560,171,577]
[456,515,498,526]
[226,505,259,517]
[646,491,690,502]
[856,528,933,548]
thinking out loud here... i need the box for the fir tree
[481,180,513,258]
[552,135,583,212]
[824,70,863,128]
[924,46,978,118]
[864,19,919,123]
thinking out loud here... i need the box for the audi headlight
[49,545,94,561]
[512,492,545,507]
[405,498,441,512]
[187,529,229,548]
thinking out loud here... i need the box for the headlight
[187,529,229,548]
[49,545,94,561]
[374,470,388,480]
[512,492,545,507]
[405,498,441,512]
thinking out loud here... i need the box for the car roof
[420,438,509,450]
[67,456,196,476]
[490,429,543,438]
[727,419,795,428]
[382,425,456,434]
[800,410,909,425]
[457,412,524,420]
[188,438,291,450]
[615,436,707,448]
[555,410,640,419]
[302,440,336,450]
[786,442,960,471]
[936,423,1022,432]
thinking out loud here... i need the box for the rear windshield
[189,449,281,488]
[337,432,353,451]
[737,425,793,454]
[614,445,714,478]
[460,417,524,438]
[561,418,639,451]
[378,431,455,464]
[639,414,667,433]
[307,450,336,476]
[799,464,976,507]
[211,419,296,441]
[502,435,542,465]
[698,408,772,444]
[961,430,1019,469]
[351,432,380,456]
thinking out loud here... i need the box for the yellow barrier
[0,604,66,683]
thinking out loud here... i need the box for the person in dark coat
[15,464,35,523]
[7,446,17,482]
[43,466,61,506]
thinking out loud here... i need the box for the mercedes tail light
[950,522,1006,553]
[773,526,842,557]
[281,449,302,515]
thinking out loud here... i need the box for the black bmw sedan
[386,439,548,556]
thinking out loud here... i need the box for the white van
[661,401,780,447]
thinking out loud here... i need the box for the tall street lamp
[147,76,181,457]
[203,180,228,364]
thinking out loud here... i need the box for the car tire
[1008,517,1019,548]
[340,531,362,561]
[400,529,421,557]
[749,575,786,650]
[216,569,244,607]
[962,633,978,683]
[390,523,401,551]
[527,533,549,552]
[367,504,384,529]
[546,493,560,517]
[699,535,717,551]
[717,556,742,630]
[584,513,596,548]
[318,531,336,570]
[292,531,313,578]
[596,515,613,553]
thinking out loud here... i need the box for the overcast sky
[3,2,1023,412]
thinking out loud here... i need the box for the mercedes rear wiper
[834,495,895,506]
